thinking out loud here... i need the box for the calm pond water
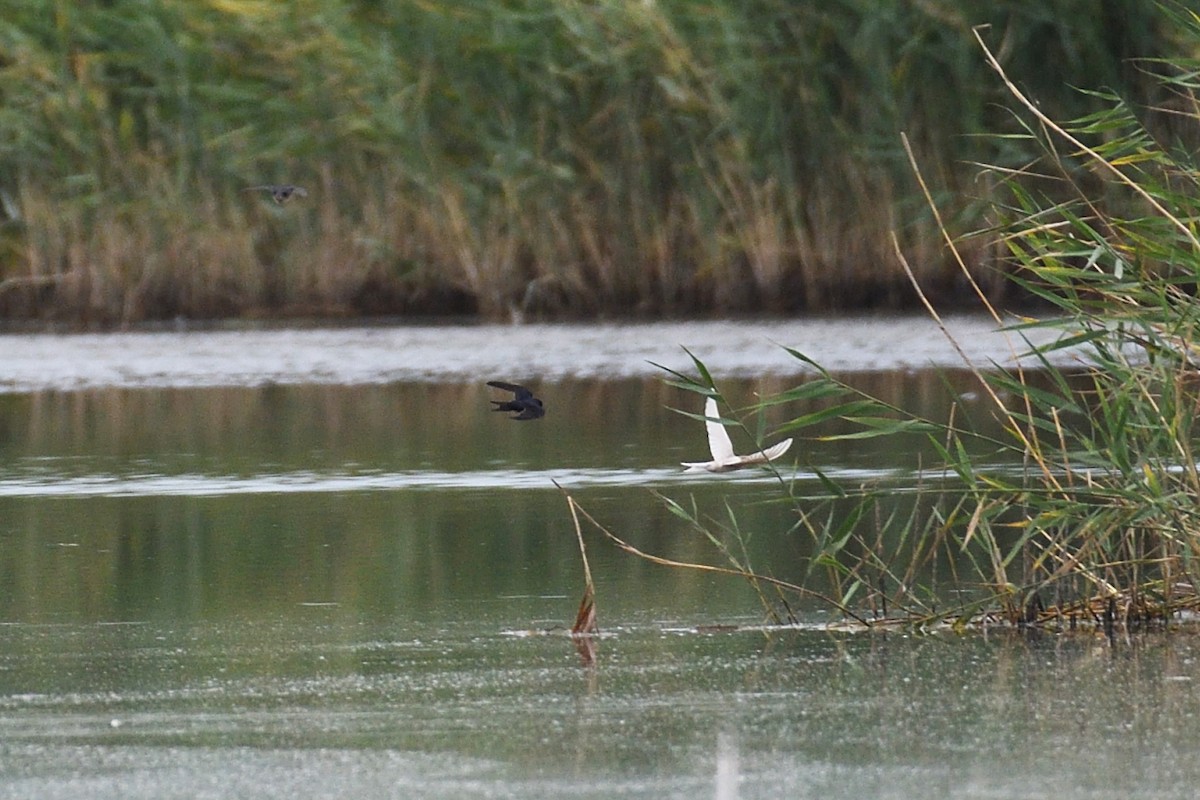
[1,319,1198,799]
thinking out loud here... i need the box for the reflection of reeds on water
[983,583,1200,634]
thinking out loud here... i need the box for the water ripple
[0,465,915,498]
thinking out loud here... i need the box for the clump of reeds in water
[568,13,1200,632]
[0,2,1185,325]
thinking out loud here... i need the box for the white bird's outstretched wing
[682,395,793,472]
[726,437,793,468]
[759,437,793,462]
[703,397,736,462]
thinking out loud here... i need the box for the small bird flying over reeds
[681,396,792,473]
[242,184,308,204]
[487,381,545,420]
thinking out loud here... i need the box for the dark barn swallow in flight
[242,184,309,204]
[487,381,545,420]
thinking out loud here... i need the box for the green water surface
[1,377,1196,799]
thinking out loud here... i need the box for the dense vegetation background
[0,0,1188,325]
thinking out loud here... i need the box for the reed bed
[0,1,1181,324]
[567,8,1200,631]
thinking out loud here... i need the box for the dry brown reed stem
[561,488,598,637]
[896,120,1133,607]
[890,232,1063,494]
[559,486,872,627]
[1034,579,1200,627]
[900,132,1003,327]
[973,26,1200,252]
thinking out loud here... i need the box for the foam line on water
[0,465,923,498]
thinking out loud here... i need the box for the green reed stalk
[618,5,1200,628]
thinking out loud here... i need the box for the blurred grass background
[0,0,1186,325]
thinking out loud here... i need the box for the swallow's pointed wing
[487,381,533,400]
[704,397,736,463]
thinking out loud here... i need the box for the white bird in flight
[681,396,793,473]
